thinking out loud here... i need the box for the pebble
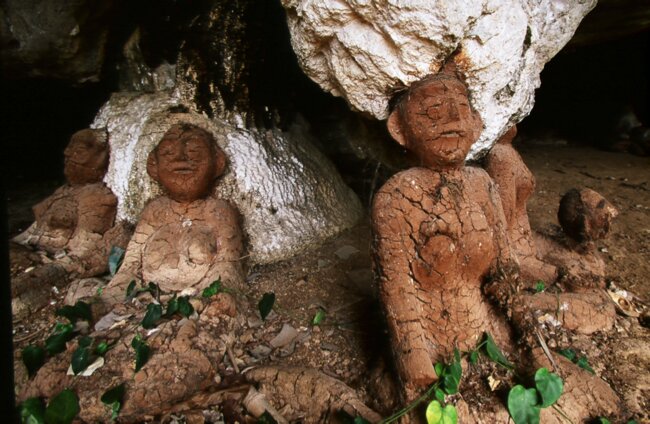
[270,324,298,348]
[334,245,359,260]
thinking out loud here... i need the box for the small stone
[320,342,339,352]
[334,245,359,260]
[269,324,299,348]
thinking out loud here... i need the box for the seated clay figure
[485,129,617,335]
[372,65,512,402]
[485,130,618,286]
[535,187,618,285]
[484,126,558,283]
[102,123,244,304]
[11,129,129,315]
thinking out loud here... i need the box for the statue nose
[447,103,459,121]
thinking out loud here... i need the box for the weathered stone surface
[0,0,117,81]
[281,0,596,158]
[92,91,363,264]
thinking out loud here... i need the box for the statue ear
[213,147,227,179]
[146,150,160,182]
[387,109,407,147]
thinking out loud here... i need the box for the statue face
[150,125,224,202]
[64,129,109,185]
[388,77,482,169]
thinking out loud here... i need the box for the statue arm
[206,201,245,291]
[372,187,438,401]
[101,210,156,304]
[76,186,118,234]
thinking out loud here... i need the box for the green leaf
[101,383,125,420]
[312,309,326,325]
[469,350,479,364]
[45,323,75,356]
[535,281,546,293]
[534,368,563,408]
[576,356,595,374]
[434,363,444,377]
[44,389,80,424]
[257,411,278,423]
[108,246,125,276]
[141,303,162,329]
[177,296,194,317]
[202,279,223,298]
[507,385,541,424]
[147,282,160,298]
[484,333,513,369]
[434,388,446,404]
[20,397,45,424]
[126,280,136,299]
[442,361,462,395]
[354,418,370,424]
[258,292,275,320]
[131,336,150,372]
[95,341,110,356]
[557,348,577,362]
[597,418,612,424]
[22,345,46,378]
[55,301,92,324]
[165,295,179,317]
[425,400,458,424]
[71,345,92,375]
[78,336,92,348]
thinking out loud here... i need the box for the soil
[8,142,650,423]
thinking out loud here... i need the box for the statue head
[558,188,618,244]
[387,66,483,169]
[497,126,517,145]
[64,129,110,185]
[147,123,227,203]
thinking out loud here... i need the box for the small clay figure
[372,65,512,401]
[484,126,558,283]
[102,123,244,303]
[535,188,618,284]
[558,188,618,244]
[11,129,129,315]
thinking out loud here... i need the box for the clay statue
[11,129,129,315]
[485,130,619,286]
[102,123,245,303]
[371,66,512,402]
[485,129,617,335]
[484,126,558,283]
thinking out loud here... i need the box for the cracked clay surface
[372,68,512,402]
[11,129,130,317]
[102,124,244,302]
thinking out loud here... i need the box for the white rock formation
[281,0,596,157]
[92,91,363,264]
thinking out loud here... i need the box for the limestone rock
[92,91,363,264]
[281,0,596,158]
[0,0,116,82]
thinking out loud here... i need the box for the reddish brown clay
[484,126,558,284]
[372,68,512,402]
[102,123,244,303]
[11,129,129,316]
[558,188,618,244]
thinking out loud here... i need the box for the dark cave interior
[1,1,649,202]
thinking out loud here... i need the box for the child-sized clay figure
[485,130,617,335]
[371,66,512,401]
[484,126,558,283]
[535,187,618,285]
[102,123,244,303]
[11,129,129,315]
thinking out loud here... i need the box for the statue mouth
[170,164,195,174]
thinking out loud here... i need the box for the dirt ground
[8,142,650,422]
